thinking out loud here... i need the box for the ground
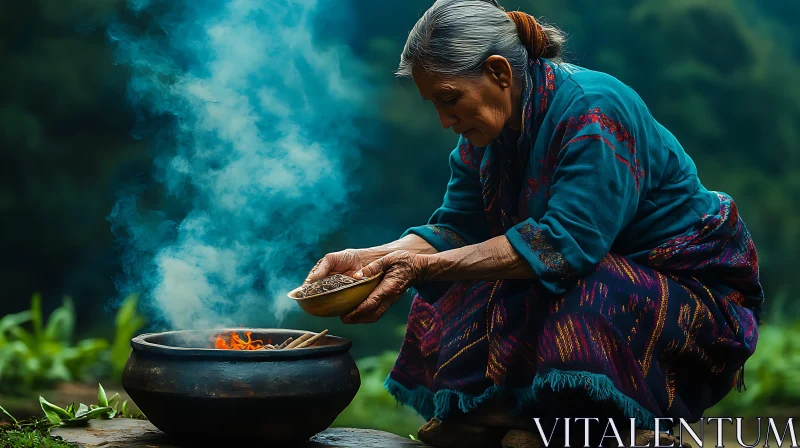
[52,419,429,448]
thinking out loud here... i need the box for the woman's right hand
[304,235,437,284]
[304,249,373,284]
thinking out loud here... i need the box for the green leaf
[0,340,29,382]
[59,404,114,427]
[74,406,113,421]
[108,393,120,418]
[0,310,32,336]
[59,419,91,428]
[58,339,108,382]
[39,397,71,424]
[0,404,18,425]
[64,403,75,417]
[44,298,75,343]
[97,384,108,407]
[75,404,89,418]
[43,357,72,383]
[9,326,36,350]
[121,400,129,417]
[108,393,120,411]
[115,294,139,328]
[74,338,110,358]
[110,295,146,380]
[31,293,43,339]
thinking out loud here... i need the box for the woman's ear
[485,55,513,88]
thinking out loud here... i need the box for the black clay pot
[121,329,360,444]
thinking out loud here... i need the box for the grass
[0,427,73,448]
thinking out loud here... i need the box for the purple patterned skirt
[385,195,761,431]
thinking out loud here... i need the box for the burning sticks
[295,330,329,348]
[211,330,329,351]
[276,338,294,349]
[279,329,328,350]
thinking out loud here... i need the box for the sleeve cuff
[505,219,575,295]
[401,224,468,304]
[401,224,469,252]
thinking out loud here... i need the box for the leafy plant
[1,405,18,426]
[0,293,147,394]
[1,384,144,430]
[0,384,146,448]
[37,383,146,426]
[708,319,800,417]
[0,294,108,394]
[108,295,146,380]
[332,349,425,438]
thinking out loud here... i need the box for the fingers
[341,294,396,324]
[306,249,365,283]
[353,256,386,280]
[341,296,380,324]
[340,277,403,324]
[305,256,331,284]
[342,251,420,323]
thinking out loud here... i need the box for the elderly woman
[305,0,764,446]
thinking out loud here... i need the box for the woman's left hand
[341,250,429,324]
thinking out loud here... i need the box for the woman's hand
[304,249,372,284]
[304,235,438,284]
[340,250,429,324]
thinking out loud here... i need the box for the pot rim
[131,328,352,360]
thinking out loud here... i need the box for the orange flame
[212,331,268,350]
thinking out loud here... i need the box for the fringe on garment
[384,369,659,430]
[734,365,747,392]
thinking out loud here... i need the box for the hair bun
[506,11,549,60]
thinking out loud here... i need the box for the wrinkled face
[413,56,517,147]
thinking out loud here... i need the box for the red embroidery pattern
[523,107,645,203]
[459,141,482,170]
[558,107,644,191]
[538,63,556,115]
[520,135,561,203]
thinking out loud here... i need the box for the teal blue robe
[385,58,764,430]
[402,58,762,311]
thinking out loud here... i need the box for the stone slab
[53,418,429,448]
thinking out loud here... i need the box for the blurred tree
[0,0,149,328]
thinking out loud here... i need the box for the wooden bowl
[288,274,382,317]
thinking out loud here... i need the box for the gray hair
[396,0,565,79]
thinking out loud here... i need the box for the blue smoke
[106,0,372,329]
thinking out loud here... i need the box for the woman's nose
[438,111,458,129]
